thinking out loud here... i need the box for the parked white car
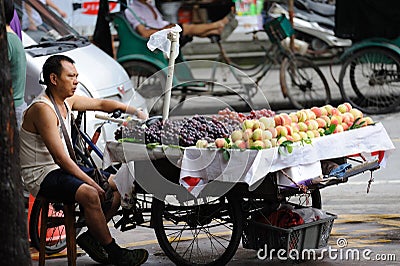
[18,0,147,161]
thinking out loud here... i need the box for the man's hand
[92,182,106,202]
[135,108,148,120]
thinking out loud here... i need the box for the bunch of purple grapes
[115,115,231,147]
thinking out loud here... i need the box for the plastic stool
[38,197,77,266]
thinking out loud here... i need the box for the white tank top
[20,94,72,197]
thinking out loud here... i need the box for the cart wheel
[151,196,243,266]
[29,198,83,255]
[280,56,331,109]
[339,47,400,114]
[286,189,322,209]
[121,60,184,115]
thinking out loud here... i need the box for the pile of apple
[213,103,374,149]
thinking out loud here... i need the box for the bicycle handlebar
[95,113,141,124]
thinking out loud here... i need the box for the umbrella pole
[163,31,179,122]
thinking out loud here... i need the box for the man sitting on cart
[125,0,237,45]
[20,54,148,266]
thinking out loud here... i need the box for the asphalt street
[30,65,400,265]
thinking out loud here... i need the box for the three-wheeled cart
[101,121,394,265]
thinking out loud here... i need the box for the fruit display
[115,108,276,148]
[216,103,374,150]
[115,115,231,147]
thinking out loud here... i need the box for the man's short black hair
[42,55,75,87]
[4,0,15,24]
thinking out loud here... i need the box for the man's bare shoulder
[23,102,57,133]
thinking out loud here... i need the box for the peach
[320,115,331,127]
[299,131,308,140]
[268,127,278,138]
[333,124,344,133]
[243,119,254,130]
[337,104,348,113]
[280,113,292,126]
[277,136,288,145]
[276,125,288,137]
[310,107,323,118]
[259,117,275,129]
[289,112,299,123]
[196,139,208,148]
[298,122,308,132]
[291,122,300,133]
[306,109,317,120]
[263,139,272,149]
[246,140,253,149]
[363,116,374,125]
[252,128,264,141]
[343,102,352,112]
[316,118,327,128]
[234,140,246,149]
[342,112,355,126]
[285,125,293,136]
[341,122,349,131]
[323,104,334,115]
[286,135,294,142]
[350,108,363,119]
[252,120,262,130]
[306,131,315,139]
[263,130,273,140]
[243,128,253,141]
[296,110,308,122]
[231,130,243,142]
[215,138,227,148]
[252,140,265,149]
[270,138,278,147]
[292,132,301,142]
[330,107,341,116]
[330,115,342,126]
[306,120,318,130]
[312,129,320,138]
[274,115,282,126]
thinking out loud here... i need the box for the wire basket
[264,14,295,43]
[242,211,336,252]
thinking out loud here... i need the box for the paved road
[31,66,400,265]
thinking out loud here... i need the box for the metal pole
[162,31,179,121]
[288,0,295,52]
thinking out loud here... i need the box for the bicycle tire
[29,198,82,255]
[280,56,331,109]
[339,47,400,114]
[121,60,183,115]
[151,196,243,266]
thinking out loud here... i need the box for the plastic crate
[264,15,294,43]
[242,211,336,252]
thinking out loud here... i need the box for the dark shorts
[38,165,111,203]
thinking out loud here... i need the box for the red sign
[81,1,118,15]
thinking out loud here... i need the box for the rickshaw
[334,0,400,114]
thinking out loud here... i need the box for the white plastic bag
[114,162,135,209]
[147,24,182,59]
